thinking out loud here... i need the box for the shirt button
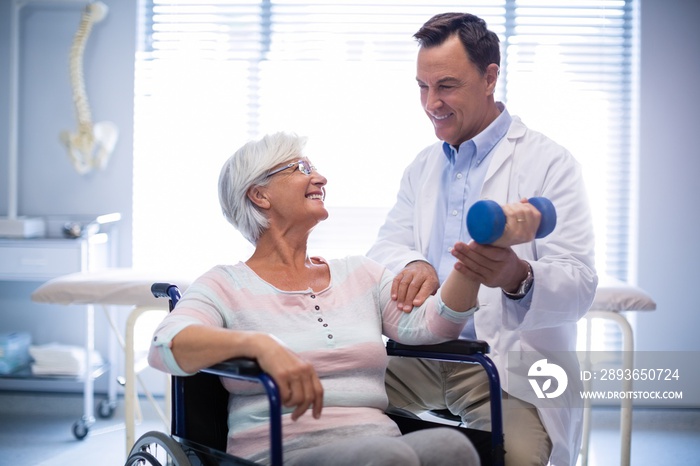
[310,294,316,299]
[323,324,328,327]
[452,210,458,216]
[456,173,463,179]
[315,305,320,310]
[318,318,323,322]
[448,246,453,253]
[327,335,333,339]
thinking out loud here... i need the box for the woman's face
[264,158,328,230]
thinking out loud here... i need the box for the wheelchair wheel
[126,431,191,466]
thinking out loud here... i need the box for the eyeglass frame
[265,160,316,178]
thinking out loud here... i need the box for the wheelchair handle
[151,282,182,311]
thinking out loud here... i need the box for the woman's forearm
[170,325,266,373]
[439,268,479,312]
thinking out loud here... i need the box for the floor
[0,391,698,465]
[0,391,163,465]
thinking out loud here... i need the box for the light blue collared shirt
[426,103,512,337]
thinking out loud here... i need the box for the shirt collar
[441,102,512,164]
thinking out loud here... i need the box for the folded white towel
[29,343,103,376]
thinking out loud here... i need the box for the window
[133,1,638,303]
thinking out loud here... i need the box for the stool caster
[98,398,117,419]
[72,417,93,440]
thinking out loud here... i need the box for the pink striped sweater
[149,255,472,464]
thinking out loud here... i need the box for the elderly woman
[148,132,539,466]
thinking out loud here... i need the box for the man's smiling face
[416,34,498,147]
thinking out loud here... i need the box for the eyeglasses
[265,160,316,178]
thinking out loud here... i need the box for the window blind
[503,0,636,281]
[133,0,637,295]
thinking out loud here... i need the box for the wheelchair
[125,283,505,466]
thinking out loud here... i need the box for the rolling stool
[579,276,656,466]
[31,268,192,456]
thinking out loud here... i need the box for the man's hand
[451,241,529,293]
[490,199,542,248]
[391,260,439,312]
[452,199,538,291]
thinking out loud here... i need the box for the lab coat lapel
[415,148,443,256]
[481,116,526,203]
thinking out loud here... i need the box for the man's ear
[247,186,271,210]
[485,63,499,96]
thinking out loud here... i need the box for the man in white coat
[367,12,598,466]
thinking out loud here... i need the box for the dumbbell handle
[466,197,557,245]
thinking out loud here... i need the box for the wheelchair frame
[125,283,504,466]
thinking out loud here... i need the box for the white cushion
[591,276,656,312]
[31,268,193,307]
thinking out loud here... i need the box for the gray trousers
[385,357,552,466]
[284,426,480,466]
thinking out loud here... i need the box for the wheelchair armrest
[201,357,264,380]
[386,339,490,358]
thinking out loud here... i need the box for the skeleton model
[60,1,118,175]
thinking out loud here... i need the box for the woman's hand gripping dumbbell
[466,197,557,248]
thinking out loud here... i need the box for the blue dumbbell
[466,197,557,245]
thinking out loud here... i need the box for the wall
[635,0,700,355]
[0,1,135,256]
[0,0,137,392]
[0,0,698,398]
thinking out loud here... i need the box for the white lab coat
[368,115,598,465]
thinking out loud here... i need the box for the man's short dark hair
[414,12,500,75]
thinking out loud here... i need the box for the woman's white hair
[218,132,307,245]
